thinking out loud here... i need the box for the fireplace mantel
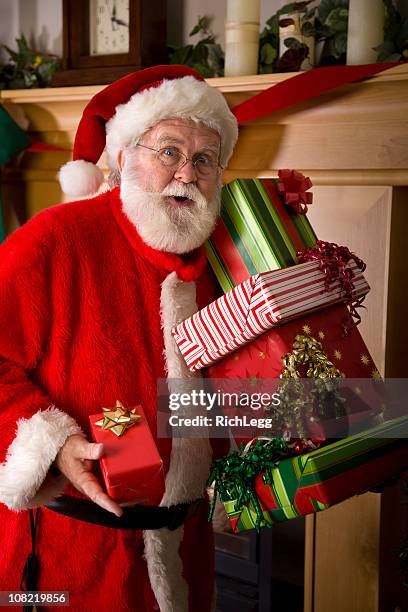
[1,63,407,189]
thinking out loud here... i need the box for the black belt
[45,494,203,530]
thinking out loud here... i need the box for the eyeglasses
[134,143,222,177]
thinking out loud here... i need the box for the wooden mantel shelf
[1,63,407,187]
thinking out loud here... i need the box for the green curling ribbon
[207,438,289,532]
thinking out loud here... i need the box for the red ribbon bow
[276,169,313,215]
[297,240,367,336]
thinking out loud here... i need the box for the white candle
[224,0,260,77]
[226,0,260,22]
[347,0,385,65]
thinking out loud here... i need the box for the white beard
[119,160,221,254]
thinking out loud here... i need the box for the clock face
[90,0,130,56]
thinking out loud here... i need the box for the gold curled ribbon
[266,334,344,438]
[281,334,341,380]
[95,400,141,437]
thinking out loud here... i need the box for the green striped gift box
[205,178,317,293]
[223,416,408,533]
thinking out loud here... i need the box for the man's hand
[55,434,123,517]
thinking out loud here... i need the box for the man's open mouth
[166,195,193,205]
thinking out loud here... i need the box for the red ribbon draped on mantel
[26,62,401,153]
[231,62,401,126]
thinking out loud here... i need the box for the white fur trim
[143,527,188,612]
[143,271,214,612]
[0,407,83,511]
[207,484,230,533]
[58,159,104,197]
[106,76,238,171]
[158,272,213,505]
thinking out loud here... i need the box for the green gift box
[220,416,408,533]
[205,176,317,293]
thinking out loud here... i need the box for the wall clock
[53,0,166,86]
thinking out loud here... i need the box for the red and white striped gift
[172,260,370,372]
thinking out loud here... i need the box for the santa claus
[0,65,238,611]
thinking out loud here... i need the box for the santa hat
[59,65,239,198]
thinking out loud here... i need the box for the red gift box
[89,403,165,506]
[206,303,381,442]
[207,303,378,380]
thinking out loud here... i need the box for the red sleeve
[0,213,81,510]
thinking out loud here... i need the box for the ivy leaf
[382,52,403,61]
[284,37,305,49]
[259,64,275,74]
[189,16,209,37]
[277,3,300,16]
[334,31,347,55]
[318,0,349,25]
[375,40,400,61]
[207,43,224,76]
[168,14,224,77]
[169,44,193,65]
[260,43,277,64]
[189,24,201,37]
[301,20,315,37]
[192,63,213,78]
[326,8,349,32]
[192,40,209,64]
[274,46,309,72]
[199,36,215,45]
[304,6,318,19]
[265,14,279,35]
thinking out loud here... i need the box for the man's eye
[162,148,179,157]
[195,155,214,166]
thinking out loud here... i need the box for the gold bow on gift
[95,400,141,437]
[266,334,343,438]
[281,334,342,380]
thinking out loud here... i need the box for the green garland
[207,438,289,531]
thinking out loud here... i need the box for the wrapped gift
[172,259,369,372]
[89,401,165,506]
[210,416,408,533]
[206,302,378,381]
[205,174,317,292]
[203,302,384,444]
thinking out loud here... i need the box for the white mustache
[120,162,203,204]
[161,183,201,201]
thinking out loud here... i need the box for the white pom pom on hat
[59,65,239,198]
[58,160,105,198]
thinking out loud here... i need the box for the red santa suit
[0,186,229,611]
[0,64,238,612]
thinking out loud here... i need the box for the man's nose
[173,159,197,183]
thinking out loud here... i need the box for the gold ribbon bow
[95,400,141,437]
[281,334,342,380]
[266,334,343,438]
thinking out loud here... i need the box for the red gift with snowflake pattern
[206,302,381,443]
[207,302,378,380]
